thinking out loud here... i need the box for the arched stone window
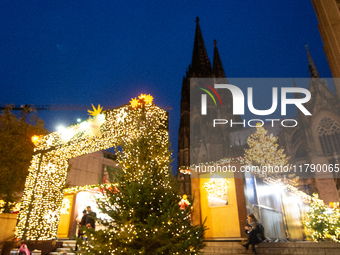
[317,117,340,154]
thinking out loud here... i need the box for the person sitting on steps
[242,213,265,254]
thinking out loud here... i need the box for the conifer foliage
[305,194,340,242]
[79,100,206,254]
[244,124,296,184]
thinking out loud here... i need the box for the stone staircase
[49,240,76,255]
[46,239,340,255]
[202,240,340,255]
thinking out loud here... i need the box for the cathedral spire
[293,78,302,99]
[305,45,320,78]
[191,17,212,76]
[213,39,226,78]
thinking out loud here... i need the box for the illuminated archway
[15,95,168,240]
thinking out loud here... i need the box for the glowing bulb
[31,135,40,145]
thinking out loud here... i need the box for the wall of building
[66,151,118,187]
[311,0,340,95]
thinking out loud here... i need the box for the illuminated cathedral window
[317,117,340,154]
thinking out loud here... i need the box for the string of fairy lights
[178,122,340,240]
[63,183,118,194]
[75,96,204,254]
[16,94,340,245]
[244,124,289,171]
[15,94,169,241]
[305,194,340,242]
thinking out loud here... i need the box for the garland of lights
[15,94,169,240]
[76,95,205,255]
[63,183,118,195]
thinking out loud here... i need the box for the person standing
[75,209,88,250]
[85,206,96,230]
[78,210,88,238]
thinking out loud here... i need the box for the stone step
[60,244,76,250]
[203,242,255,254]
[49,240,77,255]
[49,253,75,255]
[49,240,340,255]
[56,247,73,252]
[202,241,340,255]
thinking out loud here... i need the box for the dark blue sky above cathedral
[0,0,333,172]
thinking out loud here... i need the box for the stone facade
[178,18,242,196]
[178,18,340,203]
[66,151,118,187]
[311,0,340,96]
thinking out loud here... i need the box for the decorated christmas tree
[78,96,206,254]
[244,124,296,184]
[305,194,340,242]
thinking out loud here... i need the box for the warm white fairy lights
[63,183,118,195]
[204,176,229,207]
[15,95,169,240]
[305,194,340,242]
[0,200,20,213]
[60,197,71,215]
[75,95,205,254]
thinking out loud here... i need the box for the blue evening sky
[0,0,332,173]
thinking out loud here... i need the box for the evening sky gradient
[0,0,333,172]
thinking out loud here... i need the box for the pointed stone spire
[305,45,320,78]
[293,78,302,99]
[213,39,226,78]
[191,17,212,76]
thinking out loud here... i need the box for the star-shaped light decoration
[130,97,139,108]
[83,104,105,140]
[88,104,103,116]
[138,94,147,100]
[138,94,154,105]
